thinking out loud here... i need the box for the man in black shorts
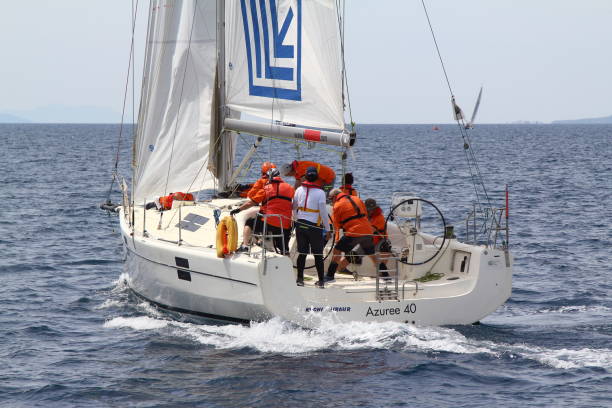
[325,188,378,282]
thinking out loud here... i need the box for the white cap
[280,163,293,176]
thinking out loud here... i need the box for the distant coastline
[0,113,30,123]
[0,105,122,124]
[552,114,612,124]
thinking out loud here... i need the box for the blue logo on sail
[240,0,302,101]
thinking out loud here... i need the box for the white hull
[119,199,512,328]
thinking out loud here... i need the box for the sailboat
[111,0,512,328]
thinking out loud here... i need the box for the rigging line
[421,0,494,219]
[457,120,493,212]
[132,0,136,142]
[133,0,162,189]
[420,0,453,97]
[336,0,353,128]
[162,2,198,198]
[107,0,140,202]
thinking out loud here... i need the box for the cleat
[324,275,335,283]
[315,280,325,288]
[296,280,304,287]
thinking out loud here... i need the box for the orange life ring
[216,216,238,258]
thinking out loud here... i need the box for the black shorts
[247,214,291,253]
[335,235,375,255]
[245,215,265,234]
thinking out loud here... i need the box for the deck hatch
[176,213,209,232]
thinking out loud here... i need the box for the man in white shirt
[292,166,331,288]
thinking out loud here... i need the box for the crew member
[339,173,358,197]
[325,188,377,282]
[246,161,276,203]
[256,168,295,254]
[230,161,276,251]
[365,198,390,277]
[280,160,336,191]
[292,166,331,288]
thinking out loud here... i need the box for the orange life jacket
[332,193,373,238]
[246,177,268,203]
[368,207,387,244]
[158,192,194,211]
[293,161,336,186]
[260,177,295,229]
[340,184,359,197]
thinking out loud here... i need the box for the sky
[1,1,611,124]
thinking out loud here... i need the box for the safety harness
[260,179,292,206]
[337,194,366,226]
[297,181,322,226]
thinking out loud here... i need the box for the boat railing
[375,256,400,301]
[464,205,509,250]
[250,213,288,257]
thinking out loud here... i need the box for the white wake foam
[104,316,169,330]
[110,272,130,293]
[95,299,123,310]
[102,313,612,370]
[537,305,611,315]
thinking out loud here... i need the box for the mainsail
[133,0,217,203]
[224,0,345,131]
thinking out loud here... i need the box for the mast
[216,0,232,191]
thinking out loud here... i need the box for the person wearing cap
[325,188,378,282]
[340,173,359,197]
[256,168,295,254]
[365,198,391,277]
[280,160,336,191]
[246,161,276,203]
[292,166,331,288]
[230,161,277,251]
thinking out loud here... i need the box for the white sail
[134,0,217,203]
[466,86,483,129]
[224,0,345,131]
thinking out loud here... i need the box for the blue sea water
[0,123,611,407]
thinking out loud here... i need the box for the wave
[101,313,612,370]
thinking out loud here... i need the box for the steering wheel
[385,198,447,266]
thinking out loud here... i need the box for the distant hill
[552,115,612,124]
[0,105,124,124]
[0,113,30,123]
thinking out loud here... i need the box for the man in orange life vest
[339,172,358,197]
[280,160,336,191]
[231,168,294,254]
[246,161,276,203]
[325,188,379,282]
[365,198,391,277]
[230,161,276,251]
[292,166,331,288]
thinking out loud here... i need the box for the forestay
[134,0,217,203]
[224,0,345,131]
